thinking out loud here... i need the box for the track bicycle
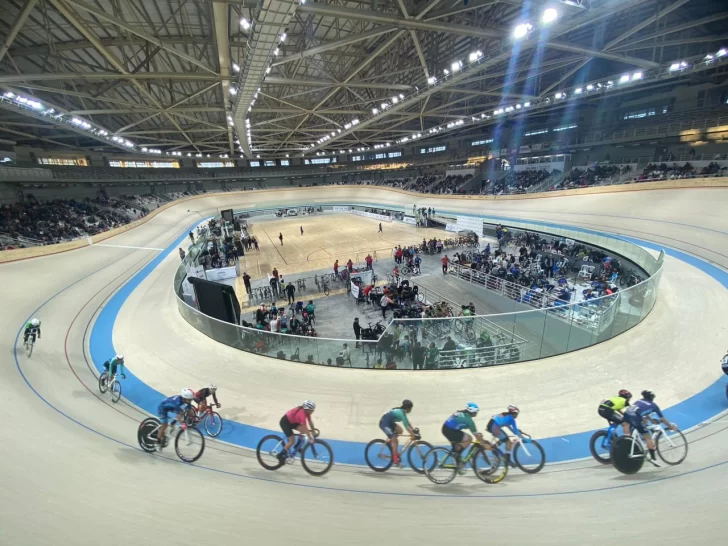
[137,417,206,463]
[256,428,334,476]
[184,404,223,437]
[423,439,507,485]
[296,278,307,292]
[589,421,624,464]
[98,371,123,403]
[492,432,546,474]
[24,329,38,358]
[610,420,688,475]
[364,429,433,474]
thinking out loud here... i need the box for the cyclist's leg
[280,416,298,453]
[197,398,208,416]
[157,407,171,444]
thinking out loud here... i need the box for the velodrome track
[2,186,728,545]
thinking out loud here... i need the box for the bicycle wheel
[423,447,457,485]
[256,434,286,470]
[174,426,205,463]
[364,439,393,472]
[301,439,334,476]
[98,372,109,394]
[137,418,159,453]
[472,447,507,484]
[406,440,433,474]
[513,440,546,473]
[454,320,464,333]
[110,380,122,403]
[203,411,223,437]
[323,283,330,296]
[26,340,33,358]
[416,292,425,303]
[610,436,645,475]
[655,429,688,465]
[401,266,411,276]
[589,430,612,464]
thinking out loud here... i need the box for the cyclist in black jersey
[194,385,220,416]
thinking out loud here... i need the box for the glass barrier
[174,211,664,370]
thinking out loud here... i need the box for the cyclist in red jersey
[278,400,317,460]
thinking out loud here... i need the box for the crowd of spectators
[486,169,556,194]
[634,161,728,181]
[0,195,138,249]
[428,174,472,194]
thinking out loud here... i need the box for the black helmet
[402,399,414,410]
[641,389,656,401]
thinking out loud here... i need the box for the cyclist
[442,402,485,470]
[23,318,41,344]
[379,400,417,465]
[623,390,677,467]
[103,354,127,380]
[278,400,317,461]
[194,384,220,416]
[721,349,728,376]
[156,388,195,449]
[598,389,632,435]
[487,405,527,465]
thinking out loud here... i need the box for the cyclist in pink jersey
[278,400,317,460]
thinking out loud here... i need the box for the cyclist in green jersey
[379,400,417,464]
[103,354,127,380]
[442,403,487,466]
[23,318,41,344]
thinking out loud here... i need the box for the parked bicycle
[98,372,123,403]
[255,428,334,476]
[296,278,307,292]
[423,439,507,485]
[610,420,687,474]
[364,429,432,474]
[137,417,206,463]
[314,274,330,296]
[184,404,223,437]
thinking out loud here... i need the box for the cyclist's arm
[118,363,126,378]
[506,416,522,437]
[37,327,41,339]
[305,415,315,439]
[397,409,412,432]
[212,392,219,405]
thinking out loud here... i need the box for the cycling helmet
[115,354,124,361]
[181,388,195,400]
[618,389,632,400]
[465,402,479,415]
[402,399,414,410]
[641,390,656,401]
[507,405,520,416]
[30,318,40,327]
[302,400,316,410]
[209,384,217,392]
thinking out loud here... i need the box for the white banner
[456,216,483,234]
[333,206,351,212]
[350,269,374,286]
[445,223,460,232]
[205,266,238,281]
[186,264,206,279]
[351,209,393,222]
[402,216,417,225]
[350,282,360,299]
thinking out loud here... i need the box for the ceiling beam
[547,42,660,69]
[263,77,412,90]
[0,0,39,64]
[296,4,504,40]
[211,0,235,156]
[0,73,226,83]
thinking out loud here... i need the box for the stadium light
[542,8,558,24]
[555,92,564,99]
[575,87,583,94]
[232,63,240,73]
[513,23,532,39]
[451,61,462,73]
[372,108,379,114]
[240,18,251,30]
[392,96,399,104]
[443,68,449,75]
[619,74,630,84]
[586,84,594,91]
[427,76,436,85]
[716,48,726,57]
[632,71,643,81]
[230,86,238,95]
[469,51,483,62]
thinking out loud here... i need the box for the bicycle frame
[626,422,664,459]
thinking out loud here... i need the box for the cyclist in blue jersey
[156,389,195,449]
[442,403,486,467]
[487,405,526,465]
[103,354,127,380]
[623,390,677,467]
[379,400,417,465]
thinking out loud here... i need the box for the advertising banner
[402,216,417,225]
[205,266,238,281]
[351,209,393,222]
[350,283,360,299]
[333,206,351,212]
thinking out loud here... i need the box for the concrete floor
[3,186,728,545]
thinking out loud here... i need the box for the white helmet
[30,318,40,327]
[302,400,316,410]
[115,354,124,361]
[209,384,217,392]
[465,402,479,415]
[181,388,195,400]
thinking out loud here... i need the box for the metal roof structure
[0,0,726,158]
